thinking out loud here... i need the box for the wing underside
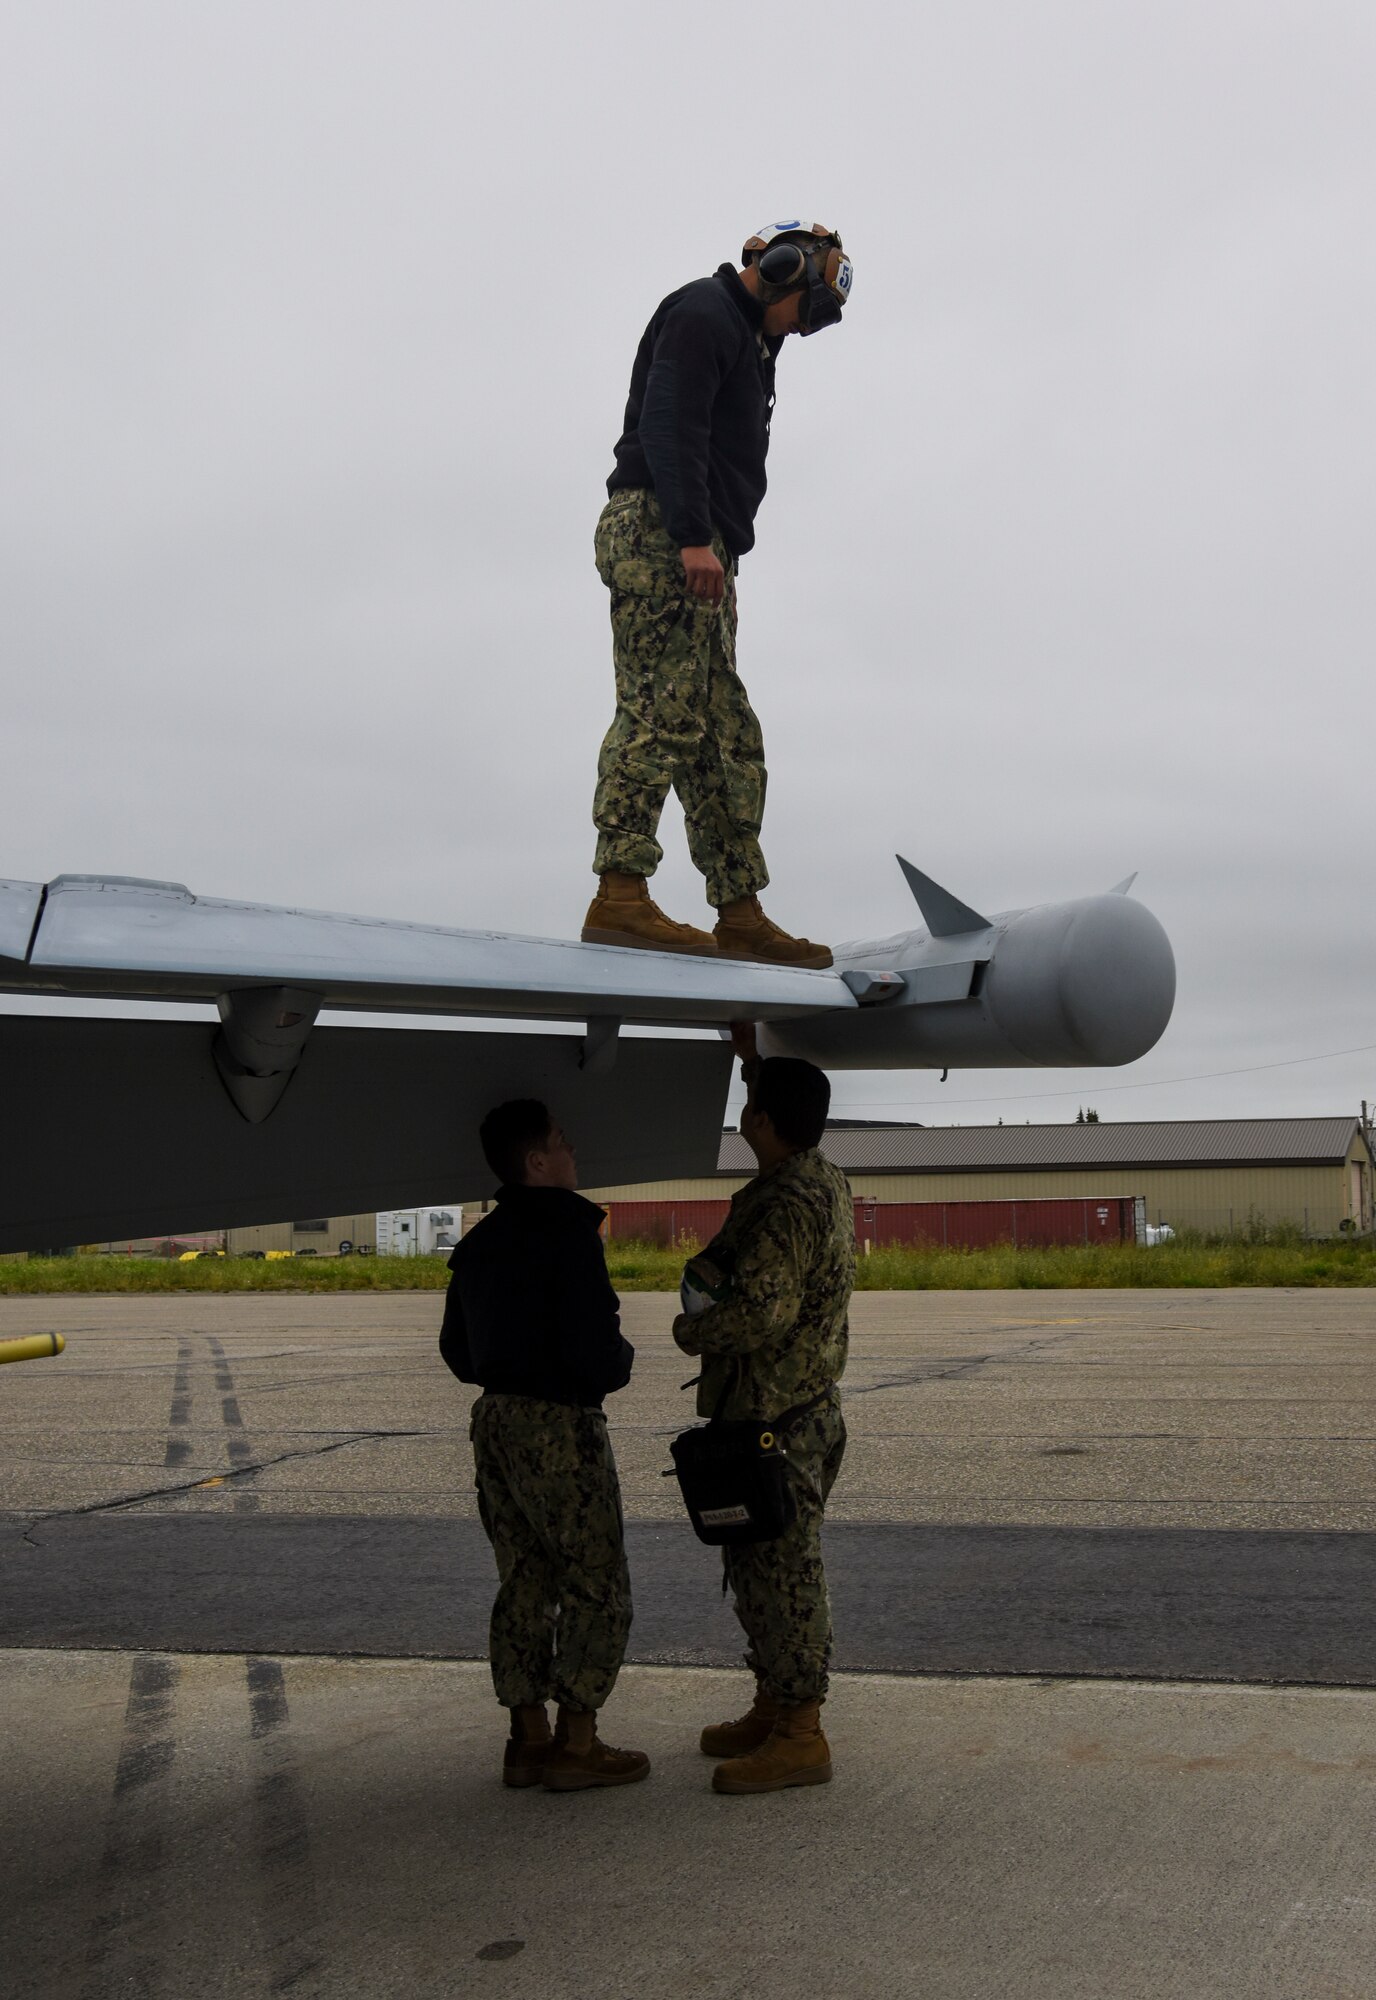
[0,1014,732,1252]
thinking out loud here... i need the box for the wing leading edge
[0,875,856,1028]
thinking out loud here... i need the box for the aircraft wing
[0,1014,730,1252]
[0,864,1175,1251]
[0,875,856,1026]
[0,874,863,1252]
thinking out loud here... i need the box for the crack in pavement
[622,1331,1095,1431]
[846,1328,1087,1398]
[243,1365,445,1396]
[11,1431,435,1535]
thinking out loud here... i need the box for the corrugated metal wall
[840,1167,1347,1234]
[225,1213,378,1256]
[603,1199,731,1246]
[585,1163,1352,1235]
[587,1176,742,1204]
[842,1166,1347,1234]
[603,1195,1138,1249]
[856,1196,1137,1249]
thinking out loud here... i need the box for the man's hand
[681,545,725,607]
[671,1310,703,1355]
[730,1021,758,1064]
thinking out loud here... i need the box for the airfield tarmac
[2,1289,1374,1998]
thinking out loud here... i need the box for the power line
[829,1040,1376,1113]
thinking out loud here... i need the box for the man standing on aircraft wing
[583,221,853,969]
[673,1025,854,1793]
[439,1099,649,1793]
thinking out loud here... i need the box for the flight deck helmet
[741,220,853,334]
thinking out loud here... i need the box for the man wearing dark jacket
[582,220,853,970]
[440,1098,649,1792]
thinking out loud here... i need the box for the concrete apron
[4,1651,1374,2000]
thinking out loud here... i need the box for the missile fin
[1108,872,1138,896]
[895,856,992,937]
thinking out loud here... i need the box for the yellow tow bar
[0,1333,66,1366]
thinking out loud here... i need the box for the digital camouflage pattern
[674,1147,855,1424]
[470,1393,632,1713]
[591,488,770,908]
[674,1146,855,1703]
[725,1394,847,1704]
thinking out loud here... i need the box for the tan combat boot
[542,1706,652,1791]
[711,1699,832,1794]
[713,897,833,970]
[699,1680,778,1758]
[501,1703,553,1788]
[582,873,718,957]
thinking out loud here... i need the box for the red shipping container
[603,1200,731,1248]
[606,1194,1137,1251]
[853,1196,1137,1249]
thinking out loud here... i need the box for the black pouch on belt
[668,1377,832,1547]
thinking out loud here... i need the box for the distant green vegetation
[0,1255,455,1295]
[849,1235,1376,1289]
[3,1230,1375,1294]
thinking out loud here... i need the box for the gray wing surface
[0,866,1176,1248]
[0,876,852,1025]
[0,879,43,964]
[0,874,847,1249]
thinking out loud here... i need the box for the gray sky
[3,1,1372,1126]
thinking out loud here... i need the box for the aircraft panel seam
[23,884,48,965]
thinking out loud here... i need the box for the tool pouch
[668,1378,831,1547]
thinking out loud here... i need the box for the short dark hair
[479,1098,554,1187]
[752,1058,830,1149]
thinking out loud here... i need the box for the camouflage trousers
[724,1394,847,1706]
[470,1393,632,1714]
[591,488,770,908]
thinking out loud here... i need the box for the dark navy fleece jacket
[607,264,780,559]
[439,1185,633,1409]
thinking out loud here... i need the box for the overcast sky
[3,2,1372,1126]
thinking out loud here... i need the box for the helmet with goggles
[741,220,853,334]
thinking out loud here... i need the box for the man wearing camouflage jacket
[673,1029,854,1793]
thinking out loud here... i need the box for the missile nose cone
[987,894,1176,1066]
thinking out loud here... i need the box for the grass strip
[0,1255,455,1294]
[3,1235,1375,1294]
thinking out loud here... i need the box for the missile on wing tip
[0,1333,66,1366]
[758,859,1176,1071]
